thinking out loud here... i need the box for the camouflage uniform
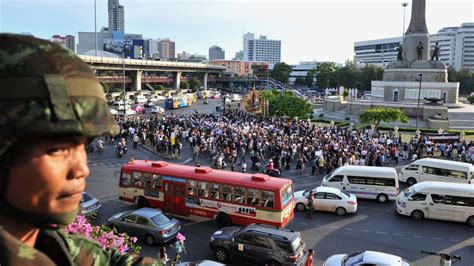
[0,35,160,265]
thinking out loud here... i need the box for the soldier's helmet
[0,34,119,155]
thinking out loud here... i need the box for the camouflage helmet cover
[0,34,119,154]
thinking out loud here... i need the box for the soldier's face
[5,137,90,216]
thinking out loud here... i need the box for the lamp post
[401,2,409,41]
[122,49,126,110]
[94,0,97,56]
[415,73,422,131]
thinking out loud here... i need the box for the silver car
[80,192,101,215]
[107,207,181,245]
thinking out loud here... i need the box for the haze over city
[1,0,472,64]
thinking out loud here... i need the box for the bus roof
[334,165,397,177]
[414,181,474,193]
[412,158,473,170]
[122,160,291,191]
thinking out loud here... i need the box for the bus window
[247,189,260,206]
[152,174,162,189]
[187,180,197,196]
[281,183,293,207]
[223,185,233,202]
[133,172,144,187]
[143,173,152,188]
[329,175,344,182]
[261,191,275,208]
[198,182,209,198]
[234,187,245,204]
[121,173,132,186]
[210,183,221,200]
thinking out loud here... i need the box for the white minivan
[396,181,474,226]
[399,158,473,186]
[321,165,399,203]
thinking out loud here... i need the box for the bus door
[163,178,188,216]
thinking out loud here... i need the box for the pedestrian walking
[305,249,315,266]
[173,233,187,264]
[157,246,169,265]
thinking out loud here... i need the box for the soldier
[431,42,440,61]
[396,43,403,61]
[416,41,424,60]
[0,34,157,265]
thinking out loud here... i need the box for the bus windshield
[281,182,293,207]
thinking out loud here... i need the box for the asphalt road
[86,101,474,265]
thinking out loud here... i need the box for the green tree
[180,81,189,90]
[359,64,384,91]
[359,107,409,130]
[270,62,293,84]
[263,90,311,117]
[315,62,339,88]
[305,68,317,87]
[448,66,474,95]
[294,76,306,87]
[100,81,109,93]
[188,77,201,92]
[337,60,359,88]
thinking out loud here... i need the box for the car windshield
[81,193,93,203]
[342,251,364,264]
[151,213,171,225]
[403,186,416,197]
[323,170,335,180]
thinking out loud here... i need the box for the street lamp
[415,73,422,131]
[94,0,97,57]
[401,2,409,40]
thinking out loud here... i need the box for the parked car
[131,105,145,114]
[144,101,156,107]
[294,186,357,216]
[151,106,165,114]
[107,207,181,245]
[124,109,137,116]
[209,223,307,265]
[176,260,225,266]
[324,251,410,266]
[80,192,101,215]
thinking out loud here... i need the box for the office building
[51,34,75,52]
[289,61,326,85]
[209,60,268,77]
[354,23,474,72]
[354,37,402,67]
[158,39,175,60]
[243,33,281,64]
[209,45,225,61]
[108,0,125,32]
[233,50,244,60]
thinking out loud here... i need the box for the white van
[321,166,399,203]
[113,101,130,111]
[396,181,474,226]
[399,158,473,186]
[135,95,147,104]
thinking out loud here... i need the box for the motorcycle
[116,145,124,158]
[96,141,104,152]
[263,165,281,177]
[211,153,227,169]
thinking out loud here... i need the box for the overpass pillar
[203,73,208,90]
[134,70,142,91]
[174,71,182,90]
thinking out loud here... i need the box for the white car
[294,186,357,216]
[324,251,410,266]
[151,106,165,114]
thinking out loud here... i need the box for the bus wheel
[467,216,474,226]
[411,210,424,220]
[215,213,232,228]
[376,194,388,203]
[296,203,306,212]
[407,177,417,186]
[137,197,149,208]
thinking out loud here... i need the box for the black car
[209,223,307,266]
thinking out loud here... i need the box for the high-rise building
[243,33,281,64]
[145,39,160,59]
[51,34,75,52]
[233,50,244,60]
[209,45,225,61]
[108,0,125,32]
[158,39,175,60]
[354,23,474,72]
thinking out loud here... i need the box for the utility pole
[415,73,422,130]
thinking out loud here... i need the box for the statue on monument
[397,43,403,61]
[416,41,424,60]
[430,42,440,61]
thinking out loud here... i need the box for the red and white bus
[118,160,294,228]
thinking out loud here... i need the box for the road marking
[345,227,353,231]
[300,222,308,225]
[393,233,404,236]
[359,229,370,233]
[449,239,460,242]
[432,237,443,240]
[413,235,422,238]
[329,225,339,229]
[375,231,387,234]
[183,158,192,164]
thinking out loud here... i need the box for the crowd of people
[111,109,473,177]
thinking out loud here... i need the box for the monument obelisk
[403,0,430,62]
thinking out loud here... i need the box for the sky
[1,0,473,64]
